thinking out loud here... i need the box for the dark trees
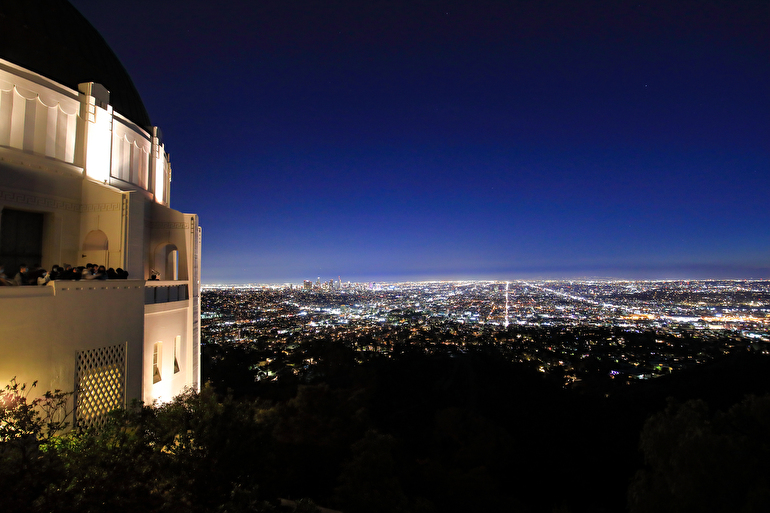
[1,383,278,513]
[629,395,770,513]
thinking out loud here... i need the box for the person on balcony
[13,264,28,286]
[0,264,13,286]
[37,269,51,286]
[59,264,80,280]
[93,265,107,280]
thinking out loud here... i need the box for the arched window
[153,243,178,280]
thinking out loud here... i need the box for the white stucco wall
[0,280,145,402]
[143,301,190,405]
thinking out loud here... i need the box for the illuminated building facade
[0,2,201,427]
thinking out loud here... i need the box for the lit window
[174,336,181,374]
[170,250,179,281]
[153,342,162,383]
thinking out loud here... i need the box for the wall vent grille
[75,343,126,429]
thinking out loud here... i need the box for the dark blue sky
[69,0,769,284]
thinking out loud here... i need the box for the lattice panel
[75,344,126,429]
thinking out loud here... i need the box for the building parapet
[0,58,171,205]
[0,279,144,298]
[144,280,189,304]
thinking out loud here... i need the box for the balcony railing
[144,281,189,305]
[0,279,189,305]
[0,280,144,298]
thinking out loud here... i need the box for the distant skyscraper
[505,281,510,328]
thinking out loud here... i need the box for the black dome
[0,0,151,128]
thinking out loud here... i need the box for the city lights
[202,279,770,387]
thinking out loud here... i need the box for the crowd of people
[0,263,129,286]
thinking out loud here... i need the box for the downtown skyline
[68,0,769,284]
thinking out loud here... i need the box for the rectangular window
[171,250,179,281]
[153,342,162,383]
[174,336,181,374]
[0,209,44,275]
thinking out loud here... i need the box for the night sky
[68,0,769,284]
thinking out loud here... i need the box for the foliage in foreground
[3,349,770,513]
[0,381,279,513]
[0,379,73,512]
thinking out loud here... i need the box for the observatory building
[0,2,201,427]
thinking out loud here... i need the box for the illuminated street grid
[202,280,770,387]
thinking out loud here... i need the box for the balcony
[0,277,190,309]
